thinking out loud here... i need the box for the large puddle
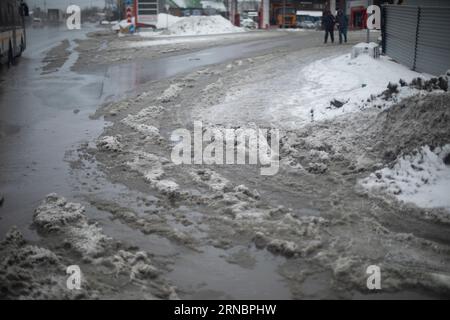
[0,26,297,299]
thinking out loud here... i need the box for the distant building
[47,8,62,23]
[133,0,164,26]
[258,0,328,28]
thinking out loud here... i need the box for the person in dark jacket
[322,10,335,44]
[336,9,348,44]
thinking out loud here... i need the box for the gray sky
[29,0,106,9]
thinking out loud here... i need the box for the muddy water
[169,246,291,299]
[0,27,304,238]
[0,25,106,239]
[2,27,447,300]
[88,44,450,300]
[91,30,372,102]
[1,27,321,299]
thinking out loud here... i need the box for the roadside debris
[351,42,380,59]
[112,19,135,34]
[329,99,346,109]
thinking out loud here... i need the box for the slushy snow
[201,53,428,129]
[360,145,450,210]
[295,53,428,122]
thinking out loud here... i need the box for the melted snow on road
[297,53,427,121]
[200,52,428,129]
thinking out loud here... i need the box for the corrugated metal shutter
[415,7,450,75]
[383,5,450,76]
[384,6,418,70]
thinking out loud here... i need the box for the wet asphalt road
[0,25,342,239]
[2,25,427,300]
[0,25,329,300]
[0,25,105,239]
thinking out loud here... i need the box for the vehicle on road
[297,20,316,29]
[0,0,28,67]
[296,10,323,30]
[32,17,43,28]
[272,5,297,28]
[241,18,257,29]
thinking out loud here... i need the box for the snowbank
[295,53,427,122]
[155,13,183,29]
[165,15,244,36]
[138,14,244,36]
[135,14,246,41]
[360,145,450,210]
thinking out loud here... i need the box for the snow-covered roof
[201,0,226,11]
[296,10,323,17]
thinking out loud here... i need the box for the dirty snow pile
[199,54,439,129]
[360,145,450,210]
[96,135,123,152]
[155,13,183,29]
[33,193,110,257]
[295,53,428,122]
[165,15,244,36]
[0,193,178,299]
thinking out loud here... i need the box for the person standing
[336,9,348,44]
[322,10,336,44]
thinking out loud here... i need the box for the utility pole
[165,3,170,29]
[367,0,372,43]
[228,0,237,26]
[283,0,286,29]
[330,0,336,14]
